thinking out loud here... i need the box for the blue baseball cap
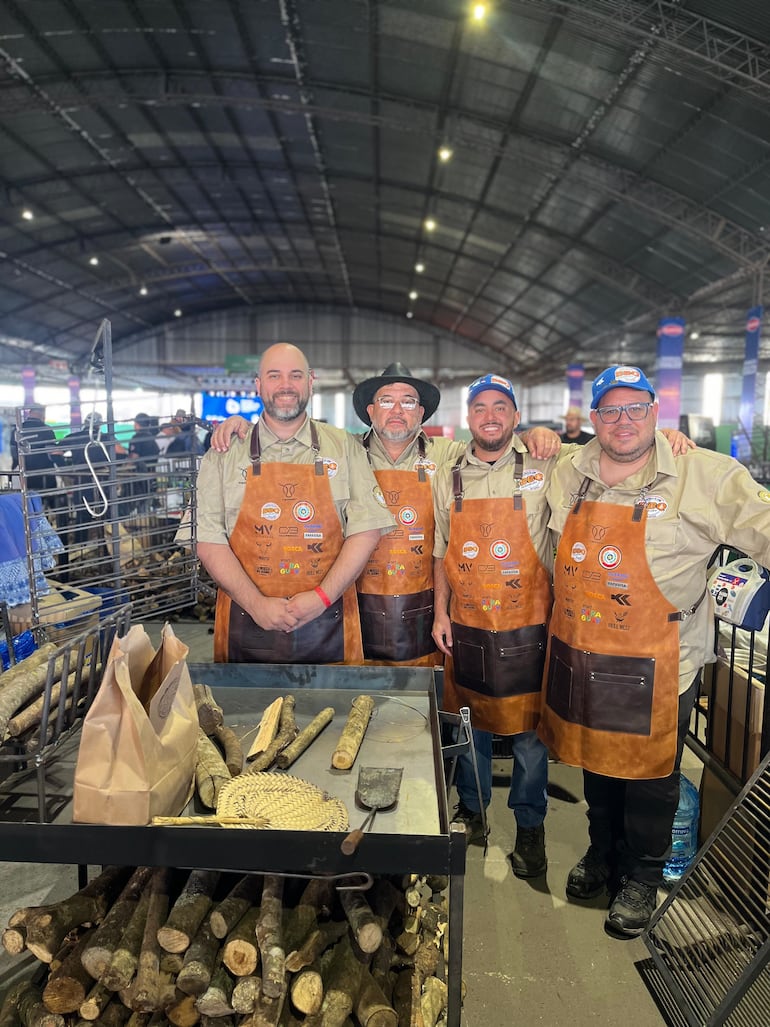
[467,373,517,408]
[591,365,655,409]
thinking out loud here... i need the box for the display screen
[201,392,263,422]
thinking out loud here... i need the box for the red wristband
[314,585,332,608]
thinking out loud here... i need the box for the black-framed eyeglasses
[375,396,419,410]
[595,402,653,424]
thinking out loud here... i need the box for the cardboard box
[699,764,735,844]
[8,581,102,645]
[710,657,764,781]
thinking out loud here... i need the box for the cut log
[78,980,113,1021]
[42,928,96,1013]
[132,868,172,1012]
[312,935,367,1027]
[81,866,156,979]
[420,977,446,1027]
[230,976,260,1015]
[2,923,26,955]
[157,871,220,954]
[354,969,397,1027]
[194,731,231,810]
[175,923,220,997]
[391,968,422,1027]
[254,876,284,1000]
[274,707,334,769]
[296,878,335,919]
[209,875,261,940]
[159,952,184,976]
[222,906,260,978]
[6,666,80,737]
[73,999,131,1027]
[246,698,282,760]
[199,1016,233,1027]
[0,643,59,738]
[24,865,133,964]
[245,698,296,774]
[289,965,323,1016]
[245,979,286,1027]
[195,963,234,1017]
[0,980,31,1027]
[330,695,374,770]
[164,993,198,1027]
[192,684,224,736]
[16,980,65,1027]
[284,920,346,974]
[101,884,153,992]
[211,723,242,777]
[339,889,382,954]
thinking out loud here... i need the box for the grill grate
[645,754,770,1026]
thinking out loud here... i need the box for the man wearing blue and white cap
[540,364,770,937]
[432,372,560,877]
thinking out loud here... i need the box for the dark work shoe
[566,846,611,900]
[606,877,657,937]
[509,824,547,878]
[451,802,485,843]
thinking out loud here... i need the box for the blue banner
[565,363,584,411]
[655,318,685,429]
[737,306,763,460]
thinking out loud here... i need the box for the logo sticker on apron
[571,542,587,563]
[387,561,405,576]
[398,506,418,526]
[462,541,480,559]
[280,560,300,575]
[293,501,315,522]
[598,545,622,570]
[490,539,511,560]
[261,502,281,520]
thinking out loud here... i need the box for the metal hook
[82,437,109,517]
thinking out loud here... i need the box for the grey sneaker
[451,801,485,843]
[566,846,611,900]
[606,877,657,937]
[509,824,547,878]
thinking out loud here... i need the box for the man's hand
[252,595,299,632]
[519,426,561,459]
[432,612,453,656]
[210,415,251,452]
[285,590,328,629]
[660,428,696,456]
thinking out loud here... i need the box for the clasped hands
[254,591,328,633]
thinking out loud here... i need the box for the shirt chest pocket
[644,517,682,557]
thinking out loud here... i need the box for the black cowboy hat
[352,362,441,426]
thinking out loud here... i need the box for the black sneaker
[566,846,611,900]
[509,824,547,878]
[606,877,657,937]
[451,802,485,843]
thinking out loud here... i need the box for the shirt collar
[257,413,312,447]
[463,433,525,466]
[364,427,429,464]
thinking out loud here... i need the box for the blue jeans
[455,728,548,829]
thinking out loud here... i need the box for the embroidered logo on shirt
[322,458,339,478]
[261,502,281,521]
[373,485,387,506]
[598,545,622,570]
[644,494,668,517]
[414,459,437,477]
[758,489,770,504]
[520,469,545,491]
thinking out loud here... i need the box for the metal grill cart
[0,662,467,1027]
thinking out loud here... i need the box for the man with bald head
[194,343,395,664]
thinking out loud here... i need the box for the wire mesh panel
[645,752,770,1026]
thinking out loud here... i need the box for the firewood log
[159,953,184,977]
[125,1013,151,1027]
[339,890,382,954]
[209,876,261,940]
[354,969,397,1027]
[288,963,323,1016]
[420,977,446,1027]
[0,980,30,1027]
[194,732,231,810]
[200,1016,233,1027]
[284,919,347,975]
[176,923,220,997]
[222,907,260,978]
[246,699,282,761]
[330,695,374,770]
[195,963,234,1017]
[274,707,334,769]
[245,698,296,774]
[310,933,368,1027]
[296,878,335,919]
[164,993,198,1027]
[101,885,153,991]
[211,723,242,777]
[191,684,224,736]
[81,867,156,979]
[0,643,59,738]
[24,866,132,964]
[73,999,131,1027]
[2,923,26,955]
[254,876,283,1001]
[245,980,286,1027]
[5,669,79,737]
[157,871,220,954]
[15,980,64,1027]
[78,979,113,1021]
[230,976,260,1015]
[42,928,96,1013]
[391,968,422,1027]
[132,869,173,1012]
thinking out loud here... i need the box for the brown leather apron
[357,436,436,665]
[214,422,363,664]
[443,452,552,734]
[538,479,690,779]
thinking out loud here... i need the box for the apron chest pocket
[359,588,435,661]
[451,622,546,699]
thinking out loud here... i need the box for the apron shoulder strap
[512,450,524,511]
[452,460,464,512]
[668,588,708,623]
[571,476,591,515]
[249,424,261,476]
[417,434,427,482]
[309,420,324,476]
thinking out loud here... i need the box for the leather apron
[538,479,690,779]
[357,435,436,665]
[214,422,364,664]
[443,452,551,734]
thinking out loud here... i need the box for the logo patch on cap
[613,366,642,385]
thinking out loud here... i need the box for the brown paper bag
[73,622,198,825]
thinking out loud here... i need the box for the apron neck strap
[571,476,592,515]
[416,434,427,482]
[452,460,464,512]
[250,419,323,475]
[512,450,523,511]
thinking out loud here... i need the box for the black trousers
[583,674,700,886]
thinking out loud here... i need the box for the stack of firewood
[0,865,453,1027]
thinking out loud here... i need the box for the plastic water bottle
[663,774,700,882]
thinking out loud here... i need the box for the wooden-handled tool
[340,766,403,855]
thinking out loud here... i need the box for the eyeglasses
[375,396,419,410]
[595,402,653,424]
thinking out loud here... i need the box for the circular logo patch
[644,494,668,518]
[599,545,622,570]
[398,506,418,526]
[293,501,314,522]
[490,539,511,560]
[571,542,587,563]
[261,502,281,521]
[614,365,642,383]
[462,541,479,559]
[373,485,387,507]
[322,458,339,478]
[758,489,770,504]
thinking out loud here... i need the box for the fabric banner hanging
[68,375,82,427]
[566,363,585,411]
[737,306,763,462]
[655,318,685,429]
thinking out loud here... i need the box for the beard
[262,389,309,422]
[378,424,418,443]
[472,425,514,452]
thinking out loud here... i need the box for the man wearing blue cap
[539,364,770,936]
[432,373,558,877]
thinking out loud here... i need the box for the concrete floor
[0,616,697,1025]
